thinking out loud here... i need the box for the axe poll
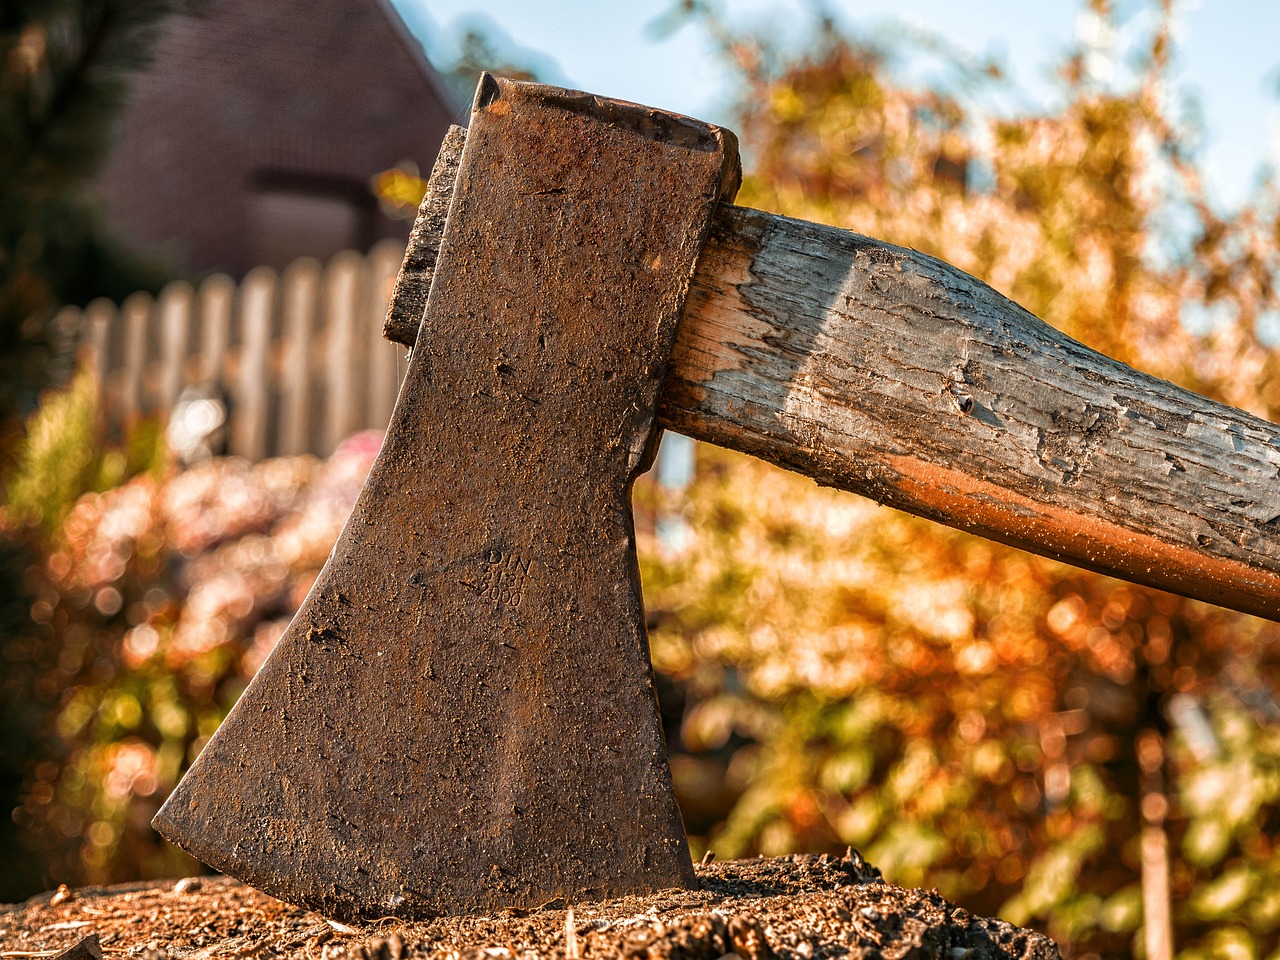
[155,76,1280,920]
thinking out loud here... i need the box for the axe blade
[153,75,740,919]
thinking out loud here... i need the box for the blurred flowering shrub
[2,385,383,894]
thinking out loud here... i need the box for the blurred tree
[641,2,1280,958]
[2,0,176,898]
[439,25,544,105]
[0,0,172,449]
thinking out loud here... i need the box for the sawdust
[1,854,1059,960]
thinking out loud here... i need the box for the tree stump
[1,854,1060,959]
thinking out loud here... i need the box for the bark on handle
[388,127,1280,621]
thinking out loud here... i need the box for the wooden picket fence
[68,240,412,461]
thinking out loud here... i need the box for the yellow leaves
[969,740,1011,784]
[105,693,142,732]
[1184,818,1233,868]
[1183,754,1280,837]
[683,695,745,752]
[834,794,879,846]
[895,579,974,643]
[1005,680,1055,724]
[149,697,187,741]
[1098,884,1142,933]
[768,85,807,123]
[4,368,105,536]
[886,741,939,804]
[370,166,429,217]
[820,746,874,794]
[1250,885,1280,934]
[55,689,97,740]
[102,739,154,800]
[866,821,948,890]
[1189,864,1257,922]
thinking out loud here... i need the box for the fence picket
[119,292,152,422]
[198,274,234,386]
[279,258,321,457]
[231,267,276,461]
[158,281,194,411]
[323,251,364,455]
[73,246,408,461]
[78,299,114,391]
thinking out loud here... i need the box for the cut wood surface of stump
[1,854,1060,960]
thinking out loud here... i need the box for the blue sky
[390,1,1280,213]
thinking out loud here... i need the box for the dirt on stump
[1,852,1060,960]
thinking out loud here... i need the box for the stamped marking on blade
[475,550,532,607]
[153,75,740,920]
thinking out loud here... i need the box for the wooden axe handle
[388,126,1280,621]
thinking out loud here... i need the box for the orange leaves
[370,166,429,219]
[6,426,384,887]
[639,5,1280,952]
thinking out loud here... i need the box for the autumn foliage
[3,4,1280,959]
[641,5,1280,957]
[1,381,383,897]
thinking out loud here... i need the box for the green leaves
[639,4,1280,957]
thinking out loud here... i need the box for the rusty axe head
[152,75,740,919]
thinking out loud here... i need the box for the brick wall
[96,0,459,277]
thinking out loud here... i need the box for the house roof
[96,0,461,277]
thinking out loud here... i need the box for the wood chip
[565,907,579,960]
[49,887,75,908]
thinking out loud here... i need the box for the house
[96,0,459,277]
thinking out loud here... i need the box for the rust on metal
[153,74,740,919]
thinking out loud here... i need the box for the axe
[154,76,1280,919]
